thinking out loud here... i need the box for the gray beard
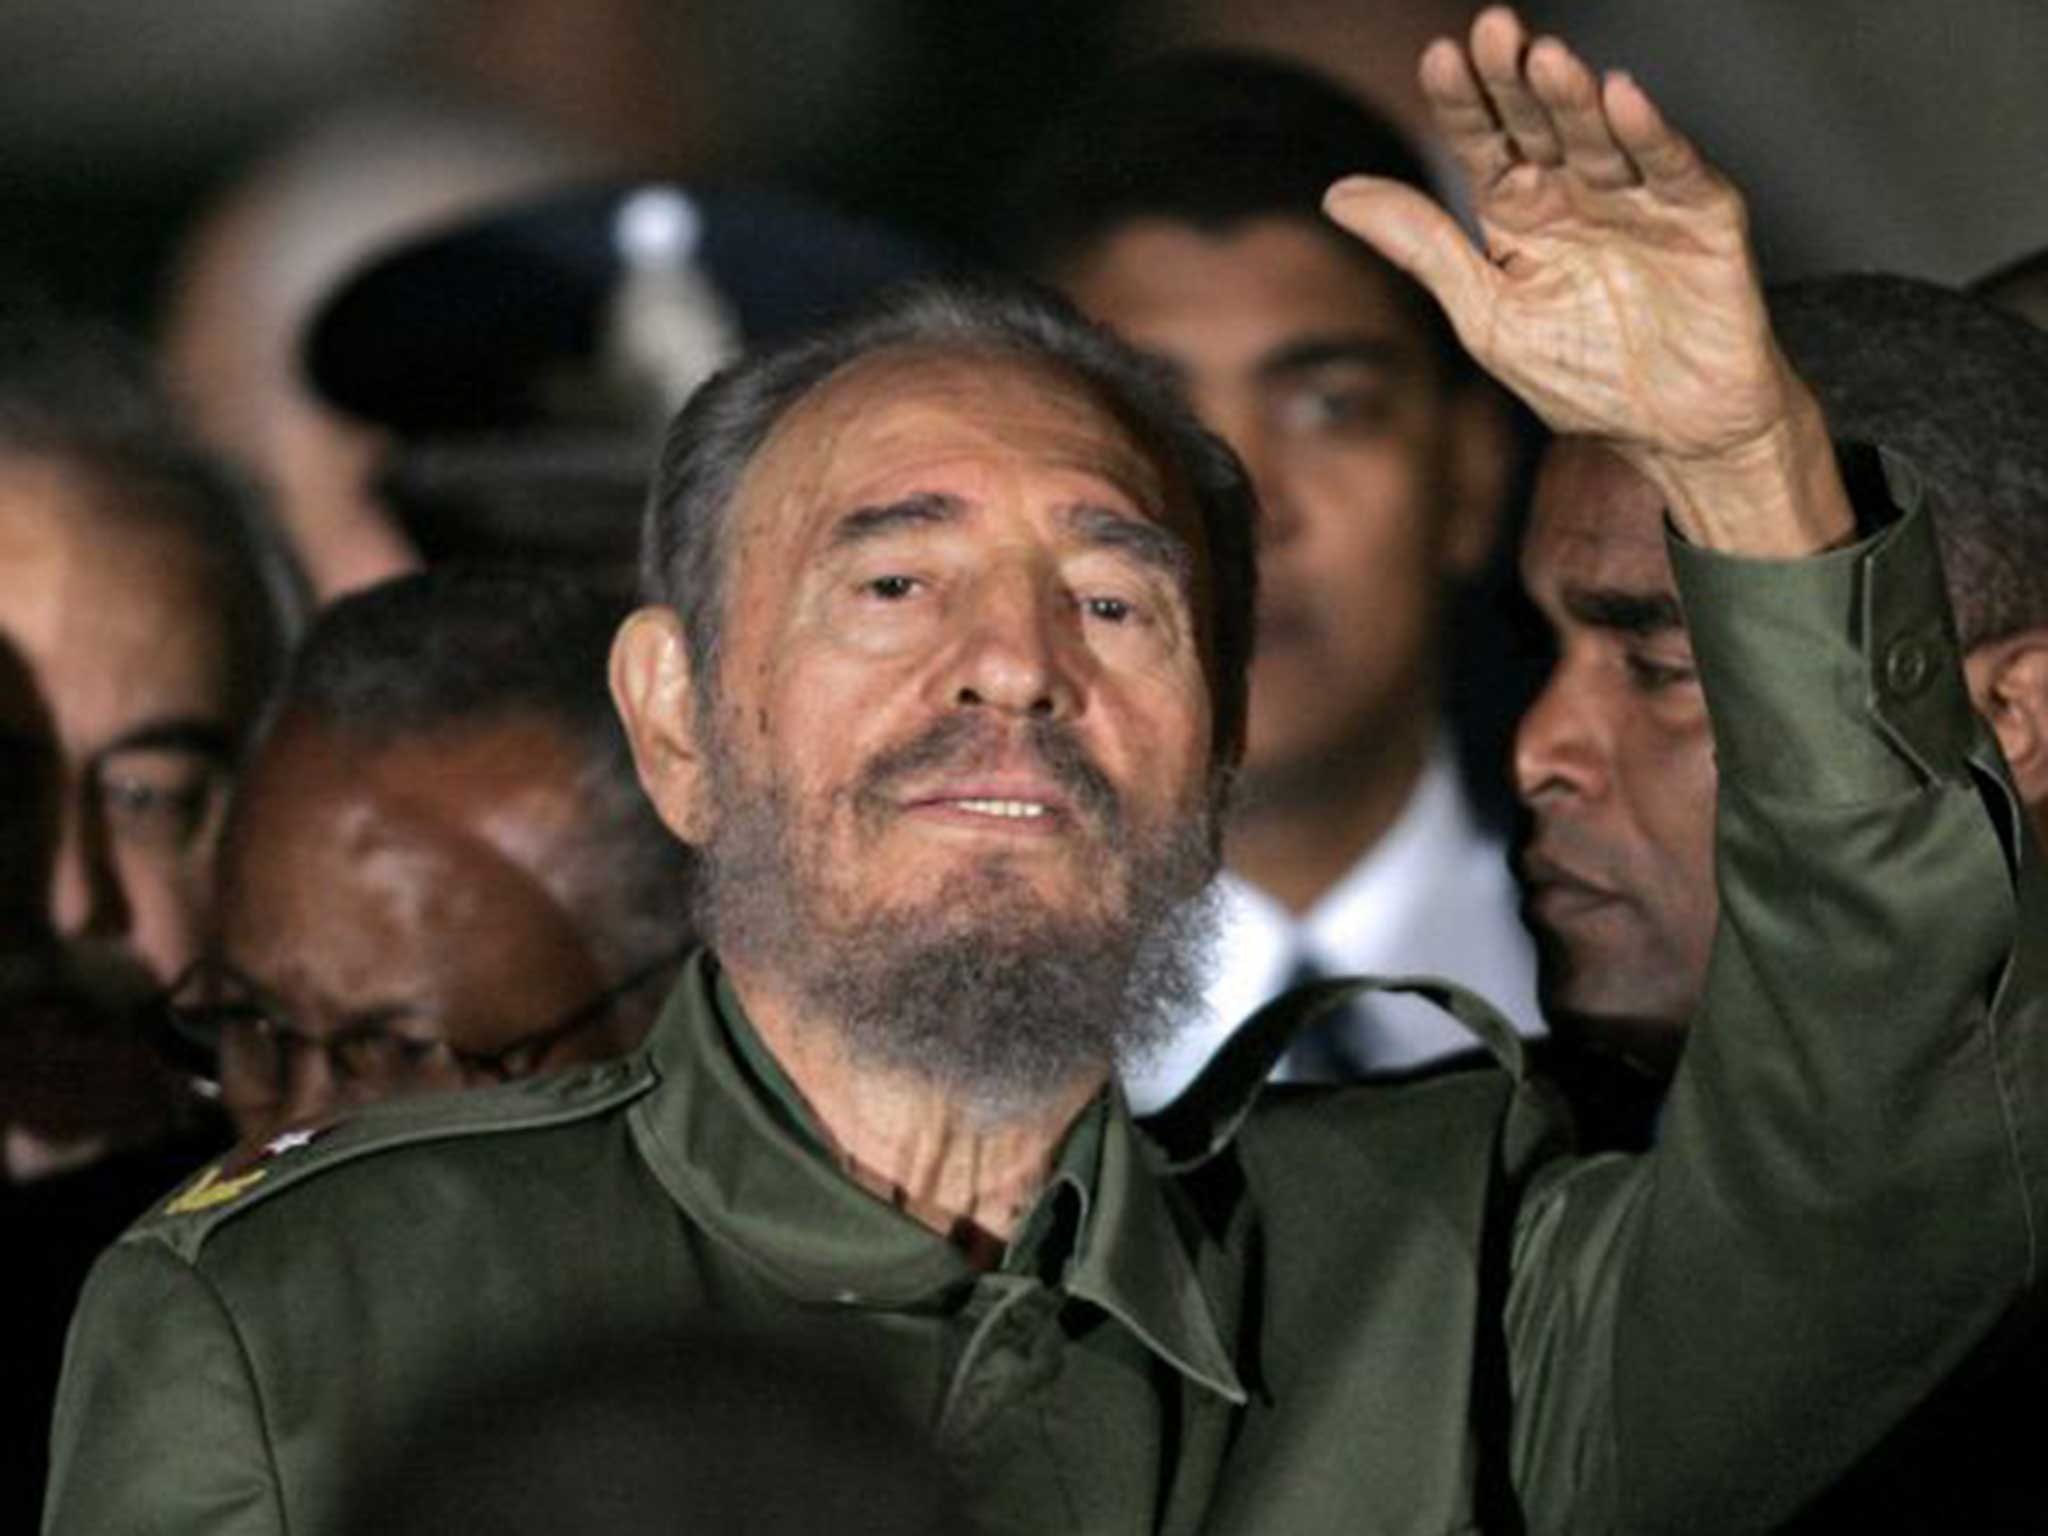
[692,714,1221,1123]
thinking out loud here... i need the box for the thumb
[1323,176,1493,344]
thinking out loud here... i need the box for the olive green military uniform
[45,489,2048,1533]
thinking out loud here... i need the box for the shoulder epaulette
[132,1054,657,1259]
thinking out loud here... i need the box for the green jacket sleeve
[1507,469,2048,1533]
[43,1241,283,1536]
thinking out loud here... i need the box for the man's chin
[855,857,1126,940]
[1537,944,1693,1079]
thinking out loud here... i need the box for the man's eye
[1625,653,1697,693]
[1082,595,1136,624]
[96,775,217,847]
[862,574,921,601]
[1273,381,1393,436]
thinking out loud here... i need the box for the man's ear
[610,607,713,846]
[1436,379,1514,580]
[1964,630,2048,808]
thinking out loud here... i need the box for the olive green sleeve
[1508,478,2048,1534]
[43,1241,283,1536]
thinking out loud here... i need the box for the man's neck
[726,966,1101,1263]
[1226,721,1434,916]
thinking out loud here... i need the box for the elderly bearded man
[46,12,2048,1534]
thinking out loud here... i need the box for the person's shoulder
[126,1055,656,1264]
[1219,1057,1570,1235]
[1240,1053,1520,1157]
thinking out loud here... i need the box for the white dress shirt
[1124,745,1543,1114]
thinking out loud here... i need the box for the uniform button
[1883,637,1933,699]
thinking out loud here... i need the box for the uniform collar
[629,951,1243,1402]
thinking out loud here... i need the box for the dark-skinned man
[168,567,695,1152]
[46,14,2048,1533]
[1513,272,2048,1525]
[1518,272,2048,1139]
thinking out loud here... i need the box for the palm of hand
[1466,163,1782,461]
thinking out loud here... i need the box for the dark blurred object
[305,182,938,594]
[2,1118,226,1535]
[2,938,228,1534]
[0,940,189,1144]
[347,1327,974,1536]
[160,99,608,604]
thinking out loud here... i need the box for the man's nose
[1512,665,1607,807]
[944,567,1083,720]
[276,1043,343,1132]
[47,797,127,943]
[1226,418,1302,555]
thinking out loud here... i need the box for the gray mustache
[854,713,1121,831]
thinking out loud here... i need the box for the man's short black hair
[996,50,1464,380]
[0,302,306,719]
[642,275,1259,765]
[277,566,694,974]
[1770,273,2048,647]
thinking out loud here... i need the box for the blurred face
[1060,217,1498,799]
[0,457,239,982]
[1514,440,1718,1065]
[627,351,1221,1107]
[207,711,638,1143]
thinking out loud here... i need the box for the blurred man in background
[299,179,936,603]
[0,305,300,1526]
[174,566,695,1147]
[159,101,604,602]
[1006,52,1539,1109]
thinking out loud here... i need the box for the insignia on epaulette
[260,1125,327,1158]
[165,1162,268,1215]
[163,1122,335,1216]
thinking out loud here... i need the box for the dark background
[4,0,2044,333]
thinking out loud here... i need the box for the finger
[1324,176,1494,344]
[1602,70,1718,205]
[1470,7,1563,168]
[1419,35,1514,188]
[1526,35,1639,190]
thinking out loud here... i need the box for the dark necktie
[1275,953,1378,1081]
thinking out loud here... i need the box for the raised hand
[1326,7,1851,554]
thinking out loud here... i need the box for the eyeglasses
[447,952,682,1082]
[164,949,686,1114]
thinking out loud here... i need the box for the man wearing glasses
[167,565,694,1149]
[0,309,299,1530]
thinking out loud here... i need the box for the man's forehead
[1070,215,1429,371]
[0,480,236,750]
[1523,440,1679,596]
[734,348,1185,543]
[253,710,584,841]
